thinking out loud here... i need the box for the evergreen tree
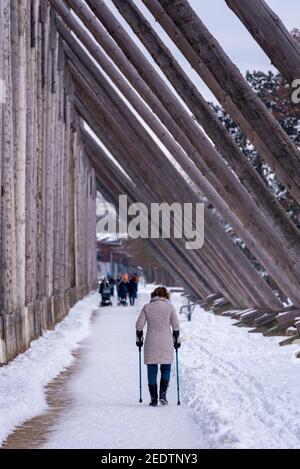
[207,30,300,284]
[209,51,300,228]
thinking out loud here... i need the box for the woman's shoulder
[147,297,173,311]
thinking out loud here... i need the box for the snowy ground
[177,298,300,449]
[0,292,99,447]
[1,285,300,448]
[42,288,206,449]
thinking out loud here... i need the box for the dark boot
[159,379,169,405]
[148,384,158,406]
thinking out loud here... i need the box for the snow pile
[0,292,99,447]
[177,301,300,449]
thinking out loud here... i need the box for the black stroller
[100,286,113,306]
[118,280,128,306]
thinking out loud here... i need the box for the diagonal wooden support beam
[78,122,216,300]
[226,0,300,85]
[143,0,300,206]
[59,0,299,305]
[85,130,210,298]
[71,60,281,309]
[75,90,244,306]
[50,2,283,309]
[94,178,191,295]
[91,144,190,292]
[77,96,234,304]
[56,15,260,262]
[112,0,300,276]
[66,51,263,307]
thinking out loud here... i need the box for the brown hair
[151,286,170,300]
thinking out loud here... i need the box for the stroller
[117,280,128,306]
[118,297,128,306]
[100,286,113,306]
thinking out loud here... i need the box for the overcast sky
[105,0,300,103]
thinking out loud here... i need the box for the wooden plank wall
[0,1,97,364]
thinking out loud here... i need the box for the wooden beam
[52,1,283,309]
[112,0,300,277]
[74,91,238,304]
[143,0,300,206]
[226,0,300,84]
[77,96,227,303]
[66,0,296,305]
[71,61,280,309]
[0,0,98,363]
[85,130,207,298]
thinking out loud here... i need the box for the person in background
[99,277,109,295]
[108,276,116,297]
[128,273,138,306]
[118,275,129,305]
[116,275,122,302]
[135,286,180,406]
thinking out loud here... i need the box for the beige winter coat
[136,297,180,365]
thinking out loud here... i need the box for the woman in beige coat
[136,286,180,406]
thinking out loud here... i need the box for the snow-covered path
[42,290,207,449]
[2,286,300,449]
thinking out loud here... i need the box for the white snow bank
[175,300,300,449]
[0,291,99,447]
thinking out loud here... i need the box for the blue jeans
[129,296,135,306]
[147,364,171,385]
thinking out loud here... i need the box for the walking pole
[175,346,181,405]
[138,344,143,403]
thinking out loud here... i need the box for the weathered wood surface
[0,1,97,364]
[52,0,283,310]
[255,312,279,327]
[86,130,201,298]
[69,0,299,306]
[221,310,241,318]
[276,310,300,325]
[63,30,282,310]
[226,0,300,84]
[76,96,212,300]
[73,67,230,303]
[71,58,234,302]
[82,124,204,299]
[2,0,300,357]
[70,45,283,310]
[234,309,270,327]
[240,309,266,321]
[64,29,281,310]
[279,335,300,347]
[112,0,300,274]
[144,0,300,207]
